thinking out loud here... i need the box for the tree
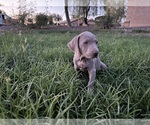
[35,13,48,27]
[64,0,72,27]
[95,0,126,29]
[103,0,126,26]
[79,6,90,25]
[70,0,98,26]
[18,0,36,25]
[27,1,36,19]
[18,0,28,25]
[52,13,62,25]
[45,0,51,15]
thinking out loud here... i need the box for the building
[0,10,11,26]
[60,17,95,26]
[123,0,150,27]
[60,17,83,26]
[0,10,5,25]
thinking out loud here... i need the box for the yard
[0,30,150,119]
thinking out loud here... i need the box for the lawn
[0,30,150,119]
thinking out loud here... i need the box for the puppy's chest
[76,59,90,71]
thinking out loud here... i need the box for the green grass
[0,30,150,119]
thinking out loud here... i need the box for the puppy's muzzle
[93,52,98,58]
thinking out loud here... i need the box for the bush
[35,13,48,27]
[95,15,114,29]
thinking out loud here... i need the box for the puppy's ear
[67,35,81,56]
[68,35,78,52]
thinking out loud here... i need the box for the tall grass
[0,30,150,119]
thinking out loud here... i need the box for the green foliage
[0,31,150,119]
[17,0,36,26]
[18,12,29,25]
[35,13,48,27]
[95,15,114,29]
[52,14,62,22]
[18,0,28,25]
[95,0,126,29]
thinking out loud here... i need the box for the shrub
[35,13,48,27]
[95,15,114,29]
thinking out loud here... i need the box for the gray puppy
[68,31,107,92]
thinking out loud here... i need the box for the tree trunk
[64,0,72,27]
[84,17,88,26]
[83,6,90,26]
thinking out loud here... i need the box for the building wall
[126,6,150,27]
[127,0,150,6]
[125,0,150,27]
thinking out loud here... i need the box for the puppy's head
[68,31,99,59]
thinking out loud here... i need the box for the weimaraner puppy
[68,31,107,92]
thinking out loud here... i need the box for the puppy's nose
[93,52,98,57]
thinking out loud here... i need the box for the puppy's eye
[84,41,88,44]
[96,41,98,44]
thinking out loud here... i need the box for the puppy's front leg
[100,61,107,70]
[73,57,78,71]
[87,68,96,92]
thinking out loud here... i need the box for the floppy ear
[67,35,81,56]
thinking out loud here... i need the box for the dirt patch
[1,25,150,37]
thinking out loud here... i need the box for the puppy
[68,31,107,92]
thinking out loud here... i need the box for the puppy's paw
[100,62,107,70]
[87,86,94,95]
